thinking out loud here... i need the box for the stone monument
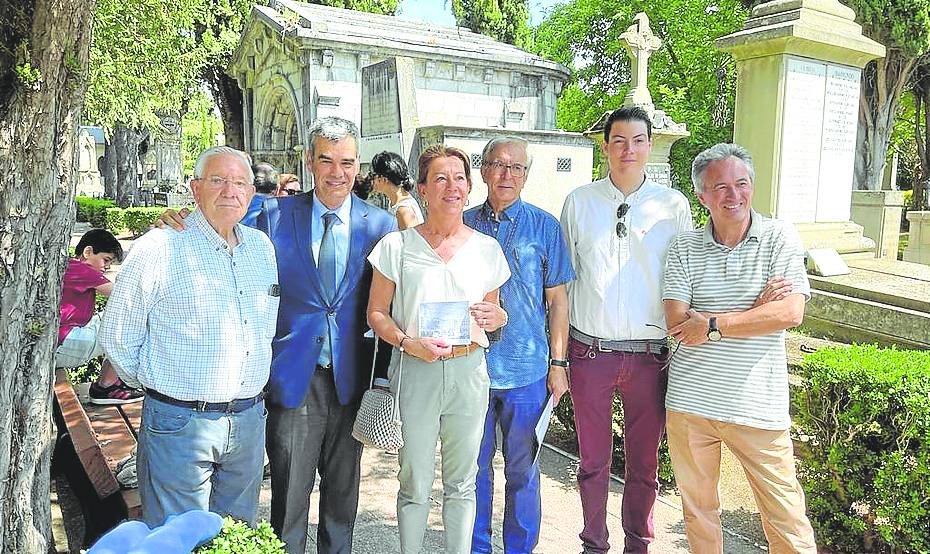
[76,128,104,197]
[716,0,885,253]
[359,57,419,164]
[584,13,690,185]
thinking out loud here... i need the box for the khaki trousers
[392,348,490,553]
[665,410,817,554]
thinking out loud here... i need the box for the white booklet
[418,301,471,345]
[533,394,555,466]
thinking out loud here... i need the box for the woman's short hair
[416,145,472,186]
[371,151,413,191]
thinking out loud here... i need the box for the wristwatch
[549,358,569,368]
[707,317,722,342]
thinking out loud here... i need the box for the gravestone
[584,13,689,185]
[717,0,885,252]
[359,57,419,163]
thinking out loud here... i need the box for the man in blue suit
[257,117,396,554]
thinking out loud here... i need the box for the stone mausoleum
[227,0,593,214]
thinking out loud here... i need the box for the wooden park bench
[52,368,142,545]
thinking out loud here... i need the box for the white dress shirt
[100,210,279,402]
[310,192,352,283]
[560,177,692,341]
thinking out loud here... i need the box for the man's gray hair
[193,146,254,183]
[691,143,755,193]
[307,116,359,157]
[481,136,533,169]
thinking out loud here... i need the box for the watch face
[708,330,722,342]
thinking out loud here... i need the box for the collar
[479,198,524,223]
[597,175,654,203]
[312,192,352,224]
[189,209,245,252]
[703,210,763,247]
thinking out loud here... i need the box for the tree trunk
[100,131,117,199]
[203,66,244,150]
[0,0,95,551]
[913,61,930,211]
[112,125,140,207]
[854,52,918,190]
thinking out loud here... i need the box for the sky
[396,0,561,28]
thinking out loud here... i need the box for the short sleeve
[769,222,811,300]
[662,236,692,304]
[64,260,110,293]
[367,230,404,284]
[543,220,576,288]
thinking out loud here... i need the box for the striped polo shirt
[662,211,810,430]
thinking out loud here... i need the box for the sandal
[89,378,144,406]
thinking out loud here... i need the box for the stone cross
[620,13,662,112]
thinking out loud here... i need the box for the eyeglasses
[616,203,630,239]
[285,189,301,196]
[484,160,528,177]
[205,176,253,191]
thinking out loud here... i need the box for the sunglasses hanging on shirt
[616,203,630,239]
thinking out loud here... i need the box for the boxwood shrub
[793,345,930,553]
[195,518,286,554]
[103,206,192,237]
[75,196,116,228]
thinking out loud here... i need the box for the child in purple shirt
[57,229,142,404]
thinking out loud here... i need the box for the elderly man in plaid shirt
[101,146,279,527]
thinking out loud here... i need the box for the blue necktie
[318,212,338,367]
[320,212,338,300]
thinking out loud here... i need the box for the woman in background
[370,150,424,229]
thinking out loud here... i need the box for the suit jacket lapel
[293,194,325,299]
[333,195,369,303]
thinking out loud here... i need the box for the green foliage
[195,518,286,554]
[76,196,118,228]
[554,394,675,484]
[85,0,206,128]
[793,345,930,552]
[532,0,747,222]
[844,0,930,57]
[452,0,531,47]
[105,207,125,234]
[14,61,41,88]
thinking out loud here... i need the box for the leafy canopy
[453,0,531,48]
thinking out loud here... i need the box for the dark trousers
[267,368,363,554]
[569,338,668,554]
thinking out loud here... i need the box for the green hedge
[104,206,191,237]
[793,345,930,552]
[554,395,675,484]
[75,196,116,228]
[195,518,285,553]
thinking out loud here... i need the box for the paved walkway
[256,444,765,553]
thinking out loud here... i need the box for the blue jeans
[472,377,548,554]
[137,395,266,527]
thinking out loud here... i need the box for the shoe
[89,379,144,405]
[115,453,138,488]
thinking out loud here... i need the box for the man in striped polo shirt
[663,143,817,554]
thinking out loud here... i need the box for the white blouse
[368,228,511,348]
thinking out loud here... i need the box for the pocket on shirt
[256,291,280,339]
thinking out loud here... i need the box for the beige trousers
[392,348,490,554]
[665,410,818,554]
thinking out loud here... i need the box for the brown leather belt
[439,342,481,361]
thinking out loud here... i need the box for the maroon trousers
[568,337,668,554]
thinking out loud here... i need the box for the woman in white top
[367,145,511,554]
[370,150,424,229]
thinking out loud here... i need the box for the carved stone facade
[228,0,571,176]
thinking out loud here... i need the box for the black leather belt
[570,327,668,354]
[145,388,264,413]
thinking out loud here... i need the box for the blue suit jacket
[257,193,397,409]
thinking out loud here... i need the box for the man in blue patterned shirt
[464,136,576,554]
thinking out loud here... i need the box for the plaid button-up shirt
[101,210,279,402]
